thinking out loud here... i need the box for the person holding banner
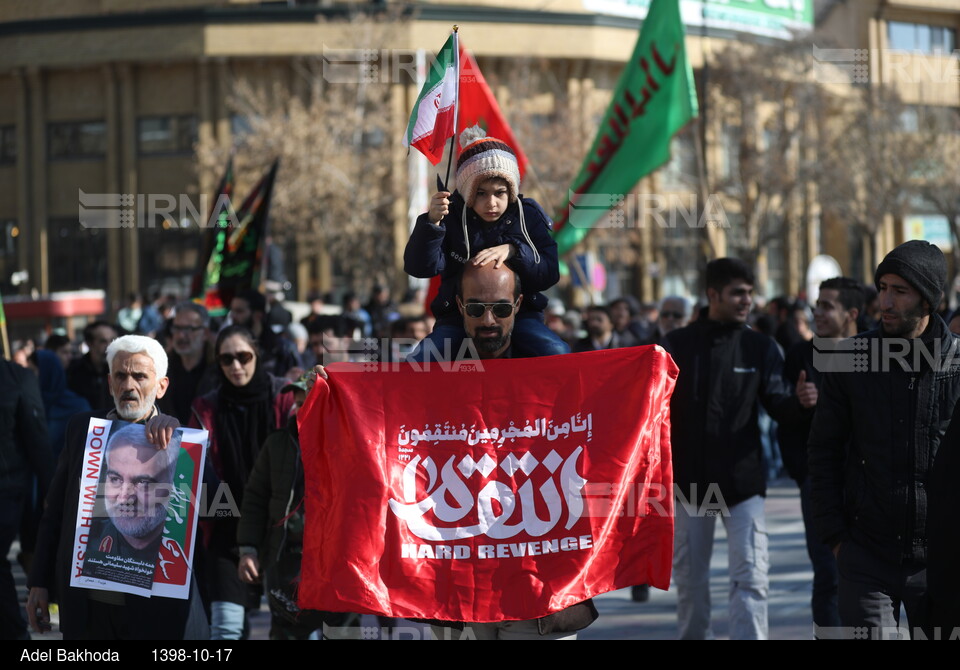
[432,262,597,639]
[304,263,599,639]
[27,335,207,639]
[404,126,568,362]
[236,375,330,640]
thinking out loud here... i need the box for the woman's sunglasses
[462,301,519,319]
[218,351,255,367]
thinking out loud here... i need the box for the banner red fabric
[458,43,529,178]
[298,346,677,622]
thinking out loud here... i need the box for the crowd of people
[2,126,958,641]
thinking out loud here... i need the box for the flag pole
[441,25,460,191]
[0,290,10,360]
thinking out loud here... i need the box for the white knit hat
[455,125,520,208]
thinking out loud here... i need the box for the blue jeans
[210,600,245,640]
[798,477,840,632]
[407,313,569,362]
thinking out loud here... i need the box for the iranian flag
[403,33,459,165]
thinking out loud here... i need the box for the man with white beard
[27,336,208,639]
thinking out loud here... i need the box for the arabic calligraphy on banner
[397,413,593,447]
[298,347,679,622]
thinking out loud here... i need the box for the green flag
[553,0,698,255]
[202,159,279,317]
[192,156,235,300]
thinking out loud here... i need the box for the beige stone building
[814,0,959,290]
[1,0,955,330]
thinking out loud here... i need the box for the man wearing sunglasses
[456,265,523,360]
[306,264,597,639]
[159,302,215,424]
[438,262,598,638]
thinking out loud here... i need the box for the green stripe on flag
[402,33,458,163]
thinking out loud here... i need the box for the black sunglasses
[218,351,255,367]
[660,311,685,319]
[462,301,518,319]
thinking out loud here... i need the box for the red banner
[298,346,677,622]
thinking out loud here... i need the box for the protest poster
[69,418,207,599]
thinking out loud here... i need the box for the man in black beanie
[808,239,960,639]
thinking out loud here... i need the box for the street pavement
[15,479,817,641]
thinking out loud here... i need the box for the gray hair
[104,422,182,482]
[106,335,168,378]
[173,301,210,327]
[660,295,689,315]
[287,322,308,343]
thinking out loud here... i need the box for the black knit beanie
[874,240,946,313]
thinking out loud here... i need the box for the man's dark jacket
[928,397,960,628]
[0,360,52,496]
[807,315,960,565]
[664,318,805,507]
[778,340,819,484]
[66,354,111,412]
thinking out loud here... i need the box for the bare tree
[914,106,960,272]
[195,18,399,292]
[817,85,926,277]
[707,39,825,273]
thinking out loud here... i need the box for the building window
[48,121,106,159]
[888,21,956,53]
[660,128,697,189]
[137,115,198,155]
[48,218,108,291]
[2,220,17,257]
[719,124,741,182]
[138,219,200,289]
[230,114,253,139]
[0,126,15,164]
[900,105,960,134]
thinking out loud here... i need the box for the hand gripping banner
[298,346,678,622]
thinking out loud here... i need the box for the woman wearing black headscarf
[190,326,295,640]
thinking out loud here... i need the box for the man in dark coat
[228,290,300,379]
[431,262,597,639]
[27,335,207,639]
[0,358,52,639]
[664,258,816,640]
[779,277,864,634]
[808,240,960,639]
[66,321,117,411]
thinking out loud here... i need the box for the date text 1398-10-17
[153,649,234,662]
